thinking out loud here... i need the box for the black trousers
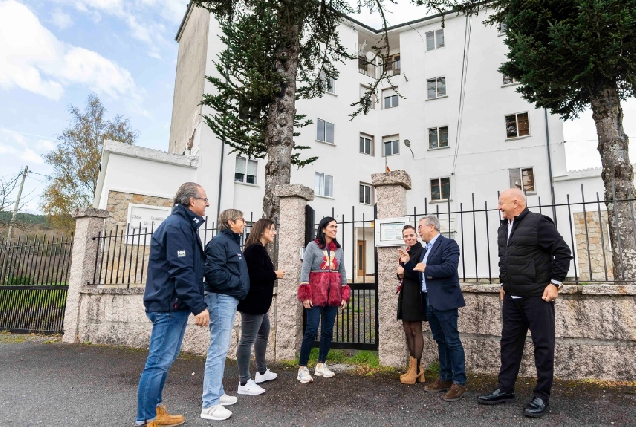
[497,294,555,401]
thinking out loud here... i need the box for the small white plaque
[126,204,172,244]
[375,217,409,247]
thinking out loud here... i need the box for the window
[505,112,530,138]
[382,87,398,109]
[360,133,374,155]
[509,167,535,192]
[360,85,375,110]
[384,53,401,75]
[382,135,399,156]
[234,157,258,185]
[319,71,336,94]
[317,118,335,144]
[315,173,333,197]
[503,74,518,85]
[426,29,445,51]
[427,77,446,99]
[359,183,373,205]
[428,126,449,149]
[497,22,507,35]
[430,177,451,201]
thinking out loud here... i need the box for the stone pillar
[273,184,314,361]
[62,207,110,344]
[372,170,412,367]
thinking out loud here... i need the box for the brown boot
[424,378,453,392]
[401,356,419,384]
[416,359,425,383]
[443,383,467,402]
[400,356,416,381]
[155,405,185,426]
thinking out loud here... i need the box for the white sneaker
[314,363,335,378]
[297,366,313,384]
[238,379,266,395]
[201,404,232,421]
[219,394,238,406]
[255,368,278,384]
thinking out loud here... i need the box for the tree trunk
[263,28,301,223]
[590,86,636,281]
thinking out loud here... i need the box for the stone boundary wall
[105,190,173,232]
[573,211,614,281]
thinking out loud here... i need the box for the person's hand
[340,299,347,310]
[275,270,286,279]
[542,283,559,302]
[303,299,312,309]
[500,287,505,302]
[397,248,410,264]
[397,266,404,277]
[413,263,426,272]
[194,309,209,327]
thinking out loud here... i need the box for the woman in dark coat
[396,225,427,384]
[235,219,285,395]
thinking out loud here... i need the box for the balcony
[358,53,401,78]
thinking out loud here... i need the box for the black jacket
[498,208,572,297]
[397,242,426,320]
[143,204,207,315]
[238,243,277,315]
[204,229,250,300]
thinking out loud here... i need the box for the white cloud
[51,8,73,29]
[0,0,140,101]
[21,148,44,164]
[0,127,45,164]
[36,139,56,151]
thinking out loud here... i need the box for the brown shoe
[400,356,419,384]
[155,405,185,426]
[443,383,467,402]
[424,378,453,393]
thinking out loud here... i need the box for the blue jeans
[427,302,466,385]
[137,310,190,422]
[202,292,238,408]
[299,305,338,366]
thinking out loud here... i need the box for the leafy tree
[41,94,138,232]
[192,0,452,220]
[476,0,636,279]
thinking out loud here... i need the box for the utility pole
[7,165,28,242]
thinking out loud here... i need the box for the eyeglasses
[195,197,209,202]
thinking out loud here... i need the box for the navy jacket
[143,204,207,315]
[204,229,250,300]
[404,234,465,311]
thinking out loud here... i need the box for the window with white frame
[360,85,375,110]
[509,167,535,192]
[426,29,445,51]
[360,133,374,155]
[319,71,336,94]
[234,157,258,185]
[383,87,398,109]
[427,77,446,99]
[359,183,373,205]
[315,172,333,198]
[505,112,530,138]
[317,118,335,144]
[430,177,451,201]
[383,135,400,156]
[497,22,508,35]
[503,74,518,85]
[428,126,449,149]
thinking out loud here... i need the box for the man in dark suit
[399,215,466,401]
[478,188,571,418]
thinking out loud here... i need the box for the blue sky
[0,0,634,213]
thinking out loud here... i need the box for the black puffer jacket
[238,243,277,315]
[204,229,250,300]
[498,208,572,297]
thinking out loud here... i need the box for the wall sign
[375,217,410,247]
[126,204,172,244]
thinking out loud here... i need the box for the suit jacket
[404,234,465,311]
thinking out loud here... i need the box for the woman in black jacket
[396,225,426,384]
[235,219,286,395]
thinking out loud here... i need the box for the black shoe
[477,388,515,405]
[523,396,549,418]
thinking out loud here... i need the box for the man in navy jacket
[400,215,467,402]
[135,182,210,427]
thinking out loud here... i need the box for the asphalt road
[1,338,634,426]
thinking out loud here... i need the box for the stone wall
[105,190,173,231]
[574,211,614,281]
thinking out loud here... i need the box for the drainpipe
[544,108,557,220]
[216,140,224,222]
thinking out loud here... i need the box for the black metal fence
[91,213,267,287]
[0,235,73,333]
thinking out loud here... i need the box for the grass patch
[282,349,393,375]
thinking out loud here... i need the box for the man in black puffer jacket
[478,188,571,418]
[200,209,250,421]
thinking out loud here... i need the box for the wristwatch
[551,280,563,291]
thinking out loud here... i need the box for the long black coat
[237,243,277,314]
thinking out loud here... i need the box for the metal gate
[303,205,379,350]
[0,236,72,334]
